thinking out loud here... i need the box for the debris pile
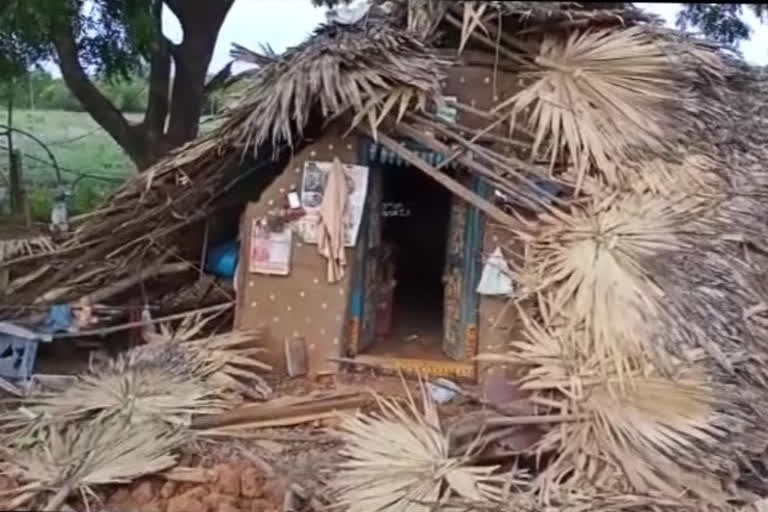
[3,1,768,511]
[0,327,272,511]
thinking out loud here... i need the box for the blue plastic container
[205,240,240,278]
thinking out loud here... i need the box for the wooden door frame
[345,137,486,380]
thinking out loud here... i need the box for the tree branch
[52,17,146,168]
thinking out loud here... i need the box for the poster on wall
[249,219,293,275]
[296,160,369,247]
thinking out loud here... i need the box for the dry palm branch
[0,342,229,444]
[328,376,518,512]
[141,310,273,400]
[0,416,186,511]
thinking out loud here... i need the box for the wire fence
[0,122,129,221]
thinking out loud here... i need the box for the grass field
[2,109,137,180]
[1,109,222,221]
[1,109,136,220]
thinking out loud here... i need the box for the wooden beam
[191,393,370,429]
[357,127,521,229]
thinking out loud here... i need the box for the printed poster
[249,220,292,275]
[296,160,369,247]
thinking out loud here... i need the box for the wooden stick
[79,262,191,306]
[199,219,210,282]
[436,114,509,170]
[191,394,370,429]
[200,412,341,434]
[53,301,234,339]
[0,376,22,396]
[358,127,520,229]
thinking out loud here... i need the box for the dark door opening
[364,164,453,360]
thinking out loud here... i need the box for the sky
[43,1,768,77]
[179,1,768,75]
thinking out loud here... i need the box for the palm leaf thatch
[225,22,451,153]
[478,328,746,506]
[0,418,185,510]
[329,378,509,511]
[513,190,713,378]
[493,27,694,189]
[142,311,272,399]
[0,343,227,441]
[440,487,757,512]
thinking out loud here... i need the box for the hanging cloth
[318,158,349,283]
[476,246,513,296]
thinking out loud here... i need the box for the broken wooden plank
[200,412,341,435]
[191,393,370,429]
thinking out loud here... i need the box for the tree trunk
[52,0,235,171]
[165,0,234,147]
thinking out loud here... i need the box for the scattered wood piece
[192,393,370,430]
[158,467,212,483]
[0,375,22,396]
[198,412,345,436]
[359,127,521,230]
[31,374,77,391]
[53,301,234,339]
[254,439,284,455]
[79,261,191,306]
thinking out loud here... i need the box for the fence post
[9,149,24,217]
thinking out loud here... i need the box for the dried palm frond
[329,377,508,512]
[441,485,748,512]
[0,417,185,510]
[0,346,227,441]
[557,152,724,197]
[494,27,692,189]
[516,191,713,377]
[142,312,272,399]
[479,331,739,506]
[223,23,450,153]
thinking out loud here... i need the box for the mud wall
[235,129,361,376]
[236,54,525,378]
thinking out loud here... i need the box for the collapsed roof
[4,3,768,505]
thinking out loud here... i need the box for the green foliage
[0,0,157,82]
[0,74,150,113]
[676,4,768,46]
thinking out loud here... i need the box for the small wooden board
[284,336,308,377]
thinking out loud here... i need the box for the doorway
[365,163,453,360]
[347,139,485,377]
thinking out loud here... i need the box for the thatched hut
[5,1,768,506]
